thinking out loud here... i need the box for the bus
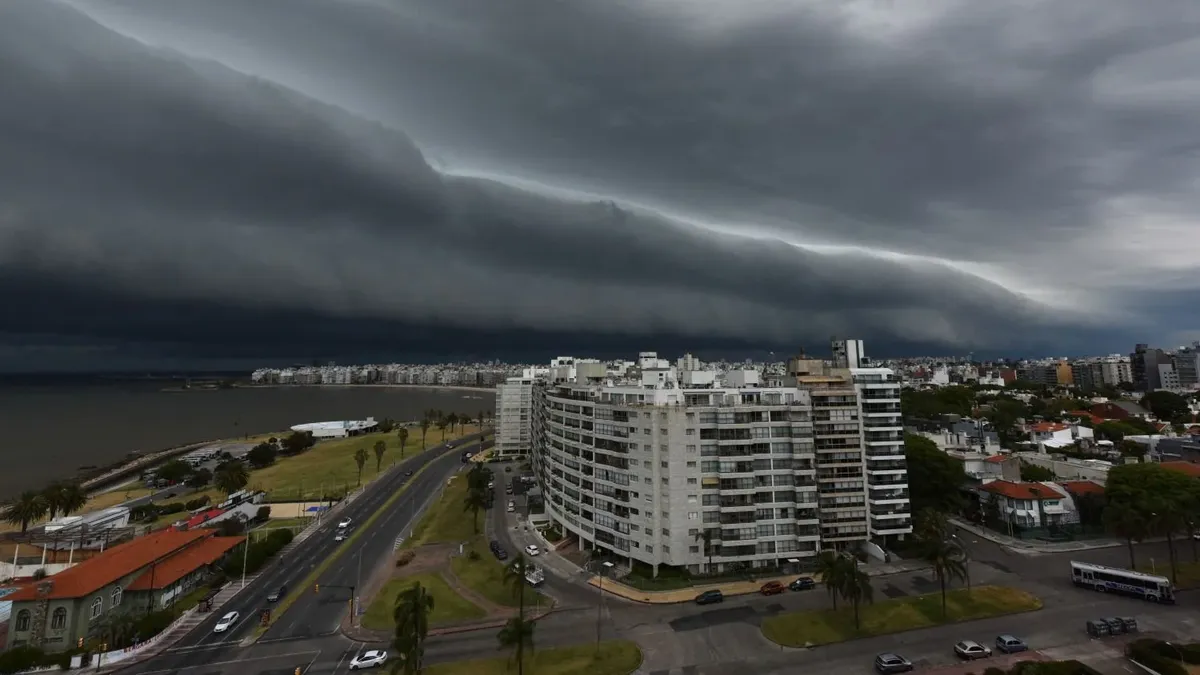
[1070,561,1174,603]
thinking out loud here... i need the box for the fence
[66,608,196,669]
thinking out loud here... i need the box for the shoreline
[245,384,495,394]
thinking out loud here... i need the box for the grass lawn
[169,585,213,616]
[761,585,1042,647]
[407,475,481,547]
[424,640,642,675]
[254,517,312,532]
[361,573,486,630]
[1138,560,1200,589]
[451,536,543,609]
[251,424,482,501]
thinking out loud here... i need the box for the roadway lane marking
[333,643,357,674]
[133,650,320,675]
[163,640,241,653]
[302,648,322,674]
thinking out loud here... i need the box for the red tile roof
[4,529,212,601]
[1161,461,1200,478]
[1061,480,1105,496]
[183,508,226,530]
[1065,411,1105,425]
[1029,422,1069,433]
[126,535,243,591]
[979,480,1060,500]
[983,455,1011,464]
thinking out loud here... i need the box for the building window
[686,461,696,468]
[687,477,698,485]
[685,428,695,436]
[112,586,123,608]
[50,608,67,630]
[15,610,30,632]
[689,545,700,554]
[90,597,103,621]
[688,512,698,520]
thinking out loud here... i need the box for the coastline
[245,384,495,394]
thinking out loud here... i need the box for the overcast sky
[2,0,1198,370]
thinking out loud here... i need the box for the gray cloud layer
[2,0,1197,358]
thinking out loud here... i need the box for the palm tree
[213,461,249,495]
[477,410,485,430]
[56,483,87,517]
[923,538,968,618]
[693,529,716,574]
[3,491,48,533]
[468,463,490,492]
[463,485,489,534]
[816,550,847,610]
[447,412,460,435]
[497,617,536,675]
[419,419,430,450]
[915,507,949,542]
[840,559,874,631]
[436,418,449,442]
[1105,502,1148,569]
[393,581,434,675]
[353,448,369,486]
[504,556,531,619]
[373,440,387,473]
[397,428,410,459]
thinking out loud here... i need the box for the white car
[525,544,540,557]
[338,518,352,529]
[350,650,388,670]
[335,530,348,542]
[213,611,239,633]
[954,640,992,660]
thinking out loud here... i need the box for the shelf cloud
[1,0,1198,365]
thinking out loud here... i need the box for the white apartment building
[531,347,911,577]
[496,373,537,458]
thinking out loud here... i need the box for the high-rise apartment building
[530,345,910,576]
[495,373,537,458]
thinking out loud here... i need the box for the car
[405,470,413,477]
[760,581,786,595]
[874,653,914,674]
[995,635,1027,653]
[335,529,350,542]
[338,518,352,529]
[954,640,992,660]
[213,611,239,633]
[789,577,816,591]
[267,585,287,603]
[525,544,540,557]
[349,650,388,670]
[694,589,724,605]
[506,504,515,513]
[494,548,509,561]
[505,466,512,472]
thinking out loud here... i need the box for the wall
[1015,453,1111,484]
[0,563,74,582]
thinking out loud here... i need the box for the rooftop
[1060,480,1105,496]
[979,480,1063,501]
[5,529,214,601]
[126,535,243,591]
[1161,461,1200,478]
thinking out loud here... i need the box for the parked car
[954,640,992,660]
[349,650,388,670]
[213,611,239,633]
[694,589,724,605]
[789,577,816,591]
[267,585,287,603]
[494,548,509,561]
[760,581,786,595]
[335,529,350,542]
[995,635,1027,653]
[405,470,413,477]
[874,653,914,673]
[525,544,541,557]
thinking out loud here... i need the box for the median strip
[258,443,475,635]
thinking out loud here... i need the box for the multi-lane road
[118,460,1198,675]
[122,435,485,675]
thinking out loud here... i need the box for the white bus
[1070,561,1174,603]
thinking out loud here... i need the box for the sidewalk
[950,517,1132,554]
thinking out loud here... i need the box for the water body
[0,383,494,499]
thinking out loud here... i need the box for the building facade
[531,347,910,576]
[496,374,536,459]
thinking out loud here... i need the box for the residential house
[917,420,1002,454]
[1090,401,1152,421]
[1015,452,1115,484]
[977,480,1079,528]
[3,529,242,652]
[1026,421,1093,451]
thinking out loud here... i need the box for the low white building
[291,417,378,439]
[978,480,1079,527]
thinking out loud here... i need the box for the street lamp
[596,561,614,650]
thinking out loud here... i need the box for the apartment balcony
[868,477,908,488]
[871,517,913,535]
[868,489,910,504]
[870,505,911,518]
[865,460,907,472]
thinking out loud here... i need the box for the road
[121,434,486,675]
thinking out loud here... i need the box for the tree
[281,430,315,455]
[816,550,848,610]
[1104,502,1148,569]
[1143,391,1191,423]
[377,418,395,434]
[392,581,434,675]
[447,413,460,435]
[156,459,192,484]
[694,529,716,574]
[397,428,410,459]
[373,440,387,473]
[904,434,967,514]
[1019,462,1055,482]
[467,463,490,492]
[187,468,212,489]
[914,508,949,543]
[43,482,87,520]
[2,491,48,533]
[1105,462,1200,583]
[437,418,449,442]
[1094,420,1142,443]
[923,537,967,617]
[246,442,277,469]
[497,617,536,675]
[420,419,430,450]
[840,559,873,631]
[213,460,249,495]
[478,410,486,430]
[504,556,531,617]
[463,484,489,534]
[353,447,369,486]
[1073,491,1107,530]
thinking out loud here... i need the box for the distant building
[290,418,378,439]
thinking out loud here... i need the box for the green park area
[362,573,486,630]
[407,474,479,546]
[761,585,1041,647]
[424,641,643,675]
[249,423,483,501]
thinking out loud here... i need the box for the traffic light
[314,583,319,593]
[295,668,302,675]
[77,637,84,648]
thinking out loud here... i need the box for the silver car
[995,635,1027,653]
[955,640,992,660]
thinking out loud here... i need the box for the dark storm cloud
[0,0,1194,364]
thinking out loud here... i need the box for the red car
[760,581,786,596]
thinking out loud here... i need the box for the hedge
[223,528,293,577]
[1127,639,1189,675]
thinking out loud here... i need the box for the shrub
[1142,640,1200,666]
[256,506,272,522]
[984,667,1007,675]
[1128,640,1188,675]
[185,496,212,511]
[160,502,186,515]
[133,609,177,642]
[467,550,481,561]
[1013,660,1102,675]
[0,646,46,674]
[395,550,416,568]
